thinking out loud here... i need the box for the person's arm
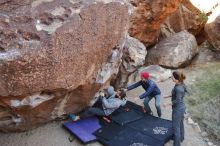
[120,99,127,106]
[185,85,191,96]
[102,97,119,109]
[139,81,155,99]
[127,81,142,91]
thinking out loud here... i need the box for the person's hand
[99,91,105,97]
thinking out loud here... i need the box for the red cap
[141,72,150,79]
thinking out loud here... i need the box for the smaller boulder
[146,31,198,68]
[122,35,147,73]
[113,36,147,88]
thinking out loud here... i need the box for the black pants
[172,108,185,146]
[80,107,105,119]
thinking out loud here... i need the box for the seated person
[71,86,127,121]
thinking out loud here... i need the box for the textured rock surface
[122,35,147,73]
[0,0,129,131]
[129,0,182,46]
[127,65,172,85]
[114,35,147,88]
[205,7,220,51]
[162,0,206,41]
[146,31,198,68]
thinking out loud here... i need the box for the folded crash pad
[63,117,101,143]
[109,101,144,125]
[124,101,145,114]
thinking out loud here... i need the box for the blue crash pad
[63,117,101,143]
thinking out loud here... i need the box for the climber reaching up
[124,72,162,117]
[70,86,127,121]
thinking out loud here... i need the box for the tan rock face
[205,2,220,51]
[205,15,220,51]
[0,0,129,131]
[162,0,206,39]
[177,0,220,49]
[129,0,182,46]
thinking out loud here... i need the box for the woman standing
[164,71,187,146]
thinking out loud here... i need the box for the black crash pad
[94,101,174,146]
[110,108,144,126]
[96,125,164,146]
[128,115,173,143]
[95,122,124,141]
[109,101,145,125]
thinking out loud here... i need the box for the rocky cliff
[128,0,183,46]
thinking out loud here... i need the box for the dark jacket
[172,84,187,109]
[127,79,161,99]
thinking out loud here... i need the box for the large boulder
[129,0,182,46]
[0,0,129,131]
[145,31,198,68]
